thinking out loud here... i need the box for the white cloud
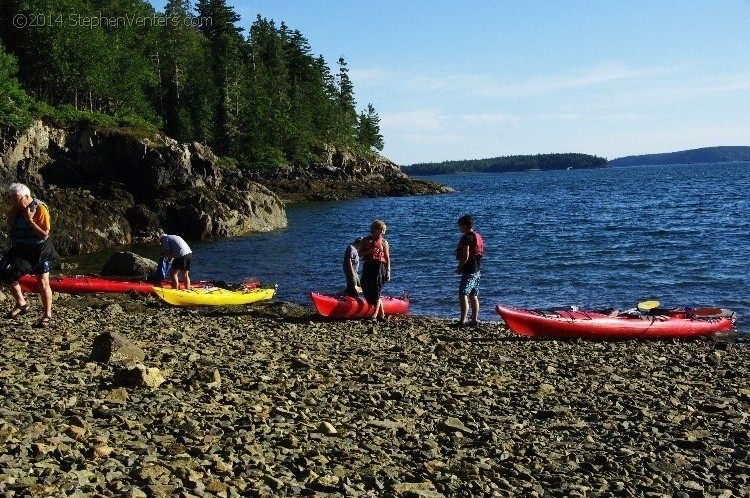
[348,67,389,85]
[380,110,445,132]
[391,62,691,100]
[461,113,520,125]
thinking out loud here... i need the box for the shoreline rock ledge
[0,121,287,255]
[246,145,453,202]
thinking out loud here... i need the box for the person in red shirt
[359,220,391,321]
[454,214,484,327]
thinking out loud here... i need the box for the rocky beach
[1,292,748,497]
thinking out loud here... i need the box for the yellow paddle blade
[637,300,660,311]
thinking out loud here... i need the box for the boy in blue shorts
[455,215,484,327]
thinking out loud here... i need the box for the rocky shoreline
[1,292,748,497]
[0,121,450,257]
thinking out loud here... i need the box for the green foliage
[0,43,34,128]
[214,155,239,170]
[356,103,384,152]
[38,103,158,134]
[406,153,609,175]
[2,0,378,168]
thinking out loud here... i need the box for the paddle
[637,300,660,312]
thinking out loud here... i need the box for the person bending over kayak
[343,237,363,298]
[454,214,484,327]
[160,233,192,290]
[359,220,391,321]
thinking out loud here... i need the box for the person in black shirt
[343,237,363,297]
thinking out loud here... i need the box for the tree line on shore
[404,153,608,175]
[607,146,750,167]
[0,0,384,168]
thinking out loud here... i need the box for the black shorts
[172,253,192,271]
[7,239,58,275]
[360,260,386,305]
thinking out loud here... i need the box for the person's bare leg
[183,270,191,290]
[459,293,469,324]
[8,281,27,316]
[170,269,179,289]
[469,294,479,323]
[38,273,52,319]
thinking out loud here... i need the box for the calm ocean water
[176,162,749,334]
[75,162,744,332]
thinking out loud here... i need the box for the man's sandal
[34,316,53,328]
[6,302,29,319]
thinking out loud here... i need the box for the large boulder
[101,252,157,277]
[155,179,287,239]
[90,331,146,365]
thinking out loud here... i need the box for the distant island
[404,153,608,175]
[608,146,750,167]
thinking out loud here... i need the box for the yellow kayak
[153,286,275,306]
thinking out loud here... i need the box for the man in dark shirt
[454,215,484,327]
[343,237,363,297]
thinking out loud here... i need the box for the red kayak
[310,292,409,319]
[496,305,734,340]
[20,274,261,294]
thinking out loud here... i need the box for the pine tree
[0,42,33,128]
[93,0,161,123]
[2,0,384,168]
[160,0,214,142]
[195,0,244,155]
[335,56,358,149]
[356,103,384,152]
[14,0,109,108]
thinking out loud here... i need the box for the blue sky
[153,0,750,165]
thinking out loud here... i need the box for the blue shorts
[459,271,480,296]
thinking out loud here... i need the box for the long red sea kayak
[310,292,409,319]
[20,274,261,294]
[496,305,734,340]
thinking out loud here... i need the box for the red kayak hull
[310,292,409,319]
[496,305,733,340]
[20,275,260,294]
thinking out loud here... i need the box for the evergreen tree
[195,0,244,155]
[0,0,23,53]
[242,15,283,164]
[356,103,384,152]
[93,0,161,123]
[316,55,339,144]
[1,0,386,167]
[161,0,214,142]
[0,42,33,128]
[335,56,358,148]
[14,0,109,108]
